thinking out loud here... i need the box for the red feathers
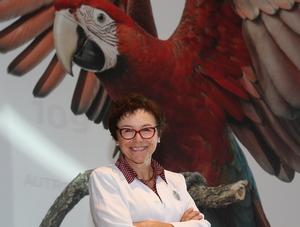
[55,0,133,25]
[54,0,85,10]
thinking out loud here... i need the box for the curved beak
[54,9,106,74]
[53,10,78,75]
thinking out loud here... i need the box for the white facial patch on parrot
[76,5,119,72]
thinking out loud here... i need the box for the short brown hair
[108,93,166,140]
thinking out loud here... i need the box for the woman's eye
[141,128,152,132]
[123,128,134,133]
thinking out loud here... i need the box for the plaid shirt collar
[115,154,167,184]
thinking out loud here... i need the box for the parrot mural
[1,0,300,227]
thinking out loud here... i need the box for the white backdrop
[0,0,299,226]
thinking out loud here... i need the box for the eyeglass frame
[116,125,159,140]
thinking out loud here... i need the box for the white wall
[0,0,299,226]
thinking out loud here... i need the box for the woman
[89,94,211,227]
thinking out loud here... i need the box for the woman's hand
[180,208,204,222]
[134,220,173,227]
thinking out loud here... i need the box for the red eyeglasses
[117,126,158,140]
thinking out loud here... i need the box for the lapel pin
[173,190,181,201]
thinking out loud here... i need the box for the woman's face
[116,109,160,166]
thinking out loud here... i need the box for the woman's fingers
[180,208,204,222]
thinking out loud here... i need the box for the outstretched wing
[169,0,300,182]
[0,0,157,125]
[231,0,300,182]
[0,0,64,95]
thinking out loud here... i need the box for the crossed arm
[134,208,204,227]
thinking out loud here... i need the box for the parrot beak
[54,10,78,76]
[54,9,106,74]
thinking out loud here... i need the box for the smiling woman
[115,110,159,167]
[88,93,211,227]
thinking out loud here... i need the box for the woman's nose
[133,132,144,141]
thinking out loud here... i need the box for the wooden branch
[183,172,248,208]
[40,171,248,227]
[40,169,93,227]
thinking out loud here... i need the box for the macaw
[1,0,300,227]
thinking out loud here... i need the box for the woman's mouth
[130,146,147,152]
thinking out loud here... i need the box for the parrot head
[53,0,133,74]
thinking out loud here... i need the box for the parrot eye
[97,13,106,23]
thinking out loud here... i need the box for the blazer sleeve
[170,173,211,227]
[89,168,135,227]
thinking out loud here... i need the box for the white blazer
[89,164,211,227]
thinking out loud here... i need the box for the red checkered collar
[115,154,167,184]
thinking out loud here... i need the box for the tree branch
[183,172,248,208]
[40,170,93,227]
